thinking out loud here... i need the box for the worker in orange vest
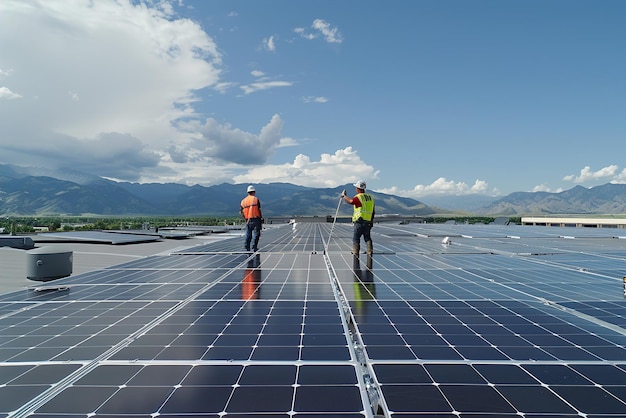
[240,185,263,252]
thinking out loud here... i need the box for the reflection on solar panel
[1,222,626,417]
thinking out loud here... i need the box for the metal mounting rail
[319,224,390,418]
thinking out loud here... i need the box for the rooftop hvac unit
[0,236,35,249]
[26,247,73,281]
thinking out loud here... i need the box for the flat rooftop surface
[1,222,626,417]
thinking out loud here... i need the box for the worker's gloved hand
[341,189,346,197]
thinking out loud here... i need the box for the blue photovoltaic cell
[1,221,626,417]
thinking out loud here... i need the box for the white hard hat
[353,180,366,189]
[247,185,256,192]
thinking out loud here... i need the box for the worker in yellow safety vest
[341,180,375,257]
[240,185,263,252]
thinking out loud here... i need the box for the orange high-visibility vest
[241,195,261,219]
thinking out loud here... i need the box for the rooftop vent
[26,247,73,281]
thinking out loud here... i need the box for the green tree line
[0,216,242,234]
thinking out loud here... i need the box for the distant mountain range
[473,183,626,216]
[0,164,435,217]
[417,194,498,212]
[1,164,626,216]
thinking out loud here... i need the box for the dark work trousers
[353,220,372,247]
[245,218,262,251]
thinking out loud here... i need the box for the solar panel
[1,221,625,417]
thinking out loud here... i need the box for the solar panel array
[1,222,626,417]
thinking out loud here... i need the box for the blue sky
[1,0,625,199]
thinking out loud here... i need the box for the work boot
[366,240,373,256]
[352,243,360,256]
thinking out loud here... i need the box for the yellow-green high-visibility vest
[352,193,374,222]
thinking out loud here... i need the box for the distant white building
[522,216,626,228]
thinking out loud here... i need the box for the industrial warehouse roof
[1,222,626,417]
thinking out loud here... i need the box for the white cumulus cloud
[563,165,619,183]
[0,86,21,99]
[611,168,626,184]
[0,0,221,179]
[380,177,493,198]
[233,146,378,188]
